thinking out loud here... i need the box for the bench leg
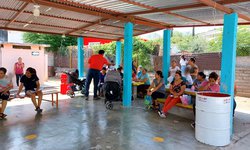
[56,93,59,108]
[51,93,54,106]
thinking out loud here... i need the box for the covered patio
[0,0,250,149]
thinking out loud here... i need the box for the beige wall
[0,43,48,85]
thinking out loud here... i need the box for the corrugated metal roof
[0,0,249,40]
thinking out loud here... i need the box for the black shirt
[20,75,39,91]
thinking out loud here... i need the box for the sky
[6,26,223,43]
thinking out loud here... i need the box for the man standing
[14,57,25,86]
[85,50,109,100]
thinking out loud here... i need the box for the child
[98,67,106,96]
[16,67,43,113]
[192,72,206,91]
[183,67,193,88]
[198,72,220,92]
[168,60,180,83]
[179,55,188,76]
[0,67,13,119]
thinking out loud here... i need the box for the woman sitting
[136,68,150,98]
[147,71,166,110]
[158,70,186,118]
[16,67,43,113]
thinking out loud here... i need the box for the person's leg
[161,96,173,112]
[37,91,43,108]
[16,74,19,86]
[85,69,93,97]
[27,92,38,108]
[162,97,181,114]
[0,100,7,114]
[93,70,100,98]
[233,98,237,116]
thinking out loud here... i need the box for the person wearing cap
[136,65,143,79]
[85,50,110,100]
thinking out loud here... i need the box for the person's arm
[16,83,24,97]
[198,82,210,91]
[35,81,41,93]
[151,82,163,93]
[2,82,13,94]
[147,81,154,92]
[22,63,25,69]
[169,84,174,95]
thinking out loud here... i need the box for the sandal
[0,113,7,119]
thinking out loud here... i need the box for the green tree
[23,33,77,54]
[208,26,250,56]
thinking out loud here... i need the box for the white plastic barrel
[195,92,231,146]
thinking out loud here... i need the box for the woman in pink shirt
[14,57,25,86]
[198,72,220,92]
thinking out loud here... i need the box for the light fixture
[23,24,29,28]
[84,31,88,34]
[45,7,52,12]
[90,29,95,31]
[113,20,120,24]
[100,26,104,28]
[33,5,40,17]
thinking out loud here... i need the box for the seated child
[192,72,206,91]
[0,67,13,119]
[16,67,43,113]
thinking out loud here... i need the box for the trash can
[60,73,68,94]
[195,92,231,146]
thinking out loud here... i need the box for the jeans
[16,74,23,86]
[85,69,100,97]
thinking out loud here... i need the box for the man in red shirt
[85,50,109,100]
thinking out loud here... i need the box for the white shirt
[180,58,188,66]
[184,74,193,86]
[169,66,180,77]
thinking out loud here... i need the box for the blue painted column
[123,22,133,107]
[220,13,238,136]
[162,29,171,84]
[77,37,84,78]
[116,41,121,68]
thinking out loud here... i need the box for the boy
[0,67,13,119]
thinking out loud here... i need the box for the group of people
[0,58,43,119]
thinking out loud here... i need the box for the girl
[16,67,43,113]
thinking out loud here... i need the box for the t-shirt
[180,58,187,66]
[193,79,207,90]
[187,64,198,80]
[0,77,12,92]
[200,81,220,92]
[153,78,165,94]
[169,66,180,77]
[183,74,193,86]
[136,71,142,79]
[99,73,106,84]
[20,75,39,91]
[170,80,186,93]
[139,73,150,85]
[88,54,108,71]
[15,62,24,74]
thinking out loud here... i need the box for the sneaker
[85,97,89,101]
[158,111,166,118]
[35,107,43,113]
[94,96,100,100]
[191,122,195,129]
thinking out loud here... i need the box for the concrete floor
[1,93,250,150]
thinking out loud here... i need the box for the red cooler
[60,73,68,94]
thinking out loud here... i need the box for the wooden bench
[40,90,60,108]
[156,98,193,110]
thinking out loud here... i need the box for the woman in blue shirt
[137,68,150,98]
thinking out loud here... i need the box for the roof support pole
[162,29,172,84]
[77,36,84,78]
[220,13,238,136]
[116,41,122,68]
[123,22,133,107]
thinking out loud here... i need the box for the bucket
[195,92,231,146]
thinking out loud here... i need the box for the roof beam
[124,0,250,16]
[65,18,109,34]
[173,22,250,28]
[5,2,29,27]
[0,7,146,33]
[120,0,210,25]
[198,0,250,21]
[19,0,168,29]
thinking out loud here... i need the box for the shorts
[0,92,10,101]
